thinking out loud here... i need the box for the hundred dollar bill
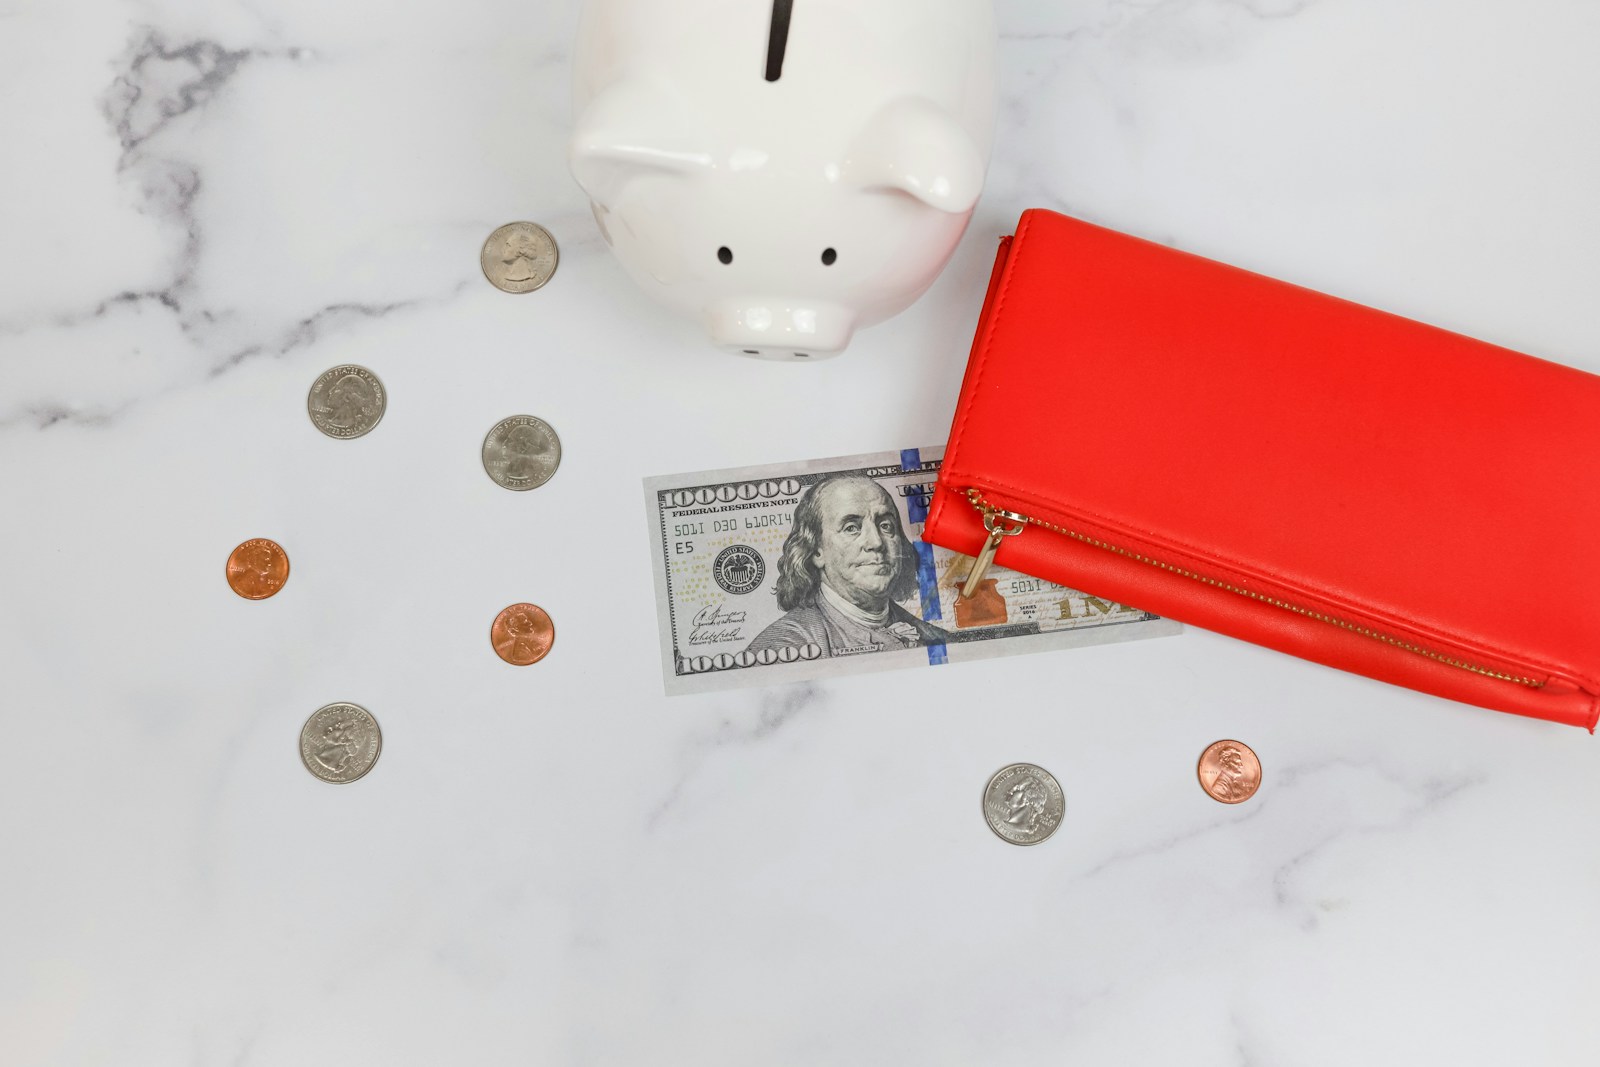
[644,445,1180,695]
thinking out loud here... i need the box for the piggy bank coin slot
[765,0,794,82]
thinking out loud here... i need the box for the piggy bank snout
[706,298,857,360]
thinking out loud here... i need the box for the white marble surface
[3,1,1599,1063]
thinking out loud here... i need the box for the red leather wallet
[924,209,1600,729]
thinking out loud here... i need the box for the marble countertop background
[3,1,1598,1063]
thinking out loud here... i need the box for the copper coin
[226,538,290,600]
[1196,739,1262,804]
[491,603,555,665]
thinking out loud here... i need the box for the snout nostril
[794,352,809,358]
[743,349,759,355]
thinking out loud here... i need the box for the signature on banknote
[688,604,749,645]
[645,446,1178,695]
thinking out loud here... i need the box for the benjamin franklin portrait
[746,474,947,657]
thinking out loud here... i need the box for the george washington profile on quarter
[982,763,1064,845]
[307,364,385,439]
[482,415,562,490]
[481,221,559,293]
[745,474,947,657]
[299,703,382,784]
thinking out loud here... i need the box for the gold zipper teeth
[966,490,1545,689]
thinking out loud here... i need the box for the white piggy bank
[569,0,996,360]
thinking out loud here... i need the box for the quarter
[1196,739,1262,804]
[226,538,290,600]
[307,364,385,439]
[481,221,559,293]
[982,763,1065,845]
[299,703,382,784]
[482,415,561,490]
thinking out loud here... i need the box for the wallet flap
[932,209,1600,715]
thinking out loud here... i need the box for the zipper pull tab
[960,527,1008,599]
[958,490,1029,598]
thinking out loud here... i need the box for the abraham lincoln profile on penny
[238,542,278,582]
[226,539,289,600]
[1197,740,1262,804]
[496,606,542,659]
[1208,744,1255,801]
[746,474,947,657]
[492,603,555,666]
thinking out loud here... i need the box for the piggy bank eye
[717,246,733,265]
[821,247,837,266]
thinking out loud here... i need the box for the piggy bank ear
[569,82,713,207]
[843,97,986,214]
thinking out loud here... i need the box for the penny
[226,538,290,600]
[1196,739,1262,804]
[491,603,556,666]
[982,763,1065,846]
[307,364,386,439]
[299,703,382,784]
[481,221,559,293]
[482,415,561,491]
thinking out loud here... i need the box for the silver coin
[482,415,561,491]
[481,221,559,294]
[982,763,1065,845]
[307,364,386,439]
[299,703,382,785]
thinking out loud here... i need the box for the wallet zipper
[959,487,1546,689]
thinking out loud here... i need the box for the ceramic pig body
[569,0,996,360]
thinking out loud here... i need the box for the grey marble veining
[2,1,1599,1064]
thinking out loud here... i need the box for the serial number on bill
[673,514,790,537]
